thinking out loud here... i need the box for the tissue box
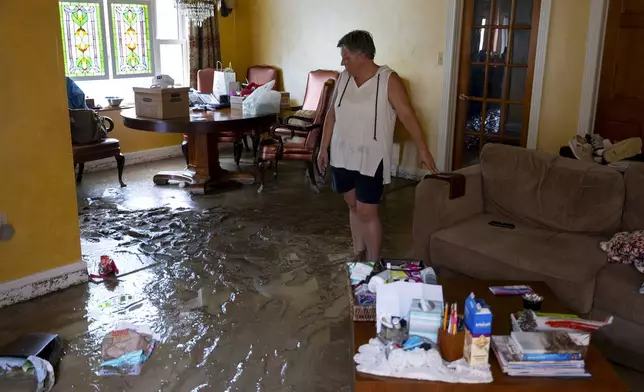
[230,95,246,114]
[408,299,443,343]
[278,91,290,109]
[463,294,492,367]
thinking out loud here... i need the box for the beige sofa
[413,143,644,370]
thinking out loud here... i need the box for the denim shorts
[331,161,384,204]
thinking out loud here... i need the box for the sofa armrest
[413,164,484,265]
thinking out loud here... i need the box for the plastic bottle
[420,267,437,285]
[368,270,391,293]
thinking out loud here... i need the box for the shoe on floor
[568,135,596,163]
[603,137,642,163]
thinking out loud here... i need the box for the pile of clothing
[569,134,642,167]
[600,230,644,294]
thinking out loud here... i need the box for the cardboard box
[230,95,246,114]
[463,294,492,367]
[278,91,290,109]
[133,87,190,119]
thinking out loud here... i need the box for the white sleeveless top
[330,66,397,184]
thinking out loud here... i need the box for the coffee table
[353,279,627,391]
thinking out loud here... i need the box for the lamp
[174,0,217,27]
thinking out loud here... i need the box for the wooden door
[452,0,541,169]
[595,0,644,142]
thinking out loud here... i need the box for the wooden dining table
[121,108,278,194]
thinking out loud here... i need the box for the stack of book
[491,331,591,378]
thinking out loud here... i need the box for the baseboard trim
[83,145,183,173]
[0,261,88,308]
[391,165,429,182]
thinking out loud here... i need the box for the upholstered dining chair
[287,69,339,112]
[246,65,279,88]
[269,69,339,154]
[257,77,336,193]
[182,66,280,166]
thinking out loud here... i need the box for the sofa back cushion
[623,162,644,231]
[480,144,624,233]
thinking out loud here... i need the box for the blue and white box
[463,293,493,367]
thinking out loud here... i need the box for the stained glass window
[110,3,153,76]
[59,2,107,78]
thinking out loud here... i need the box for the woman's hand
[419,149,438,174]
[317,149,329,172]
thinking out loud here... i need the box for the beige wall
[537,0,590,153]
[242,0,593,168]
[246,0,447,168]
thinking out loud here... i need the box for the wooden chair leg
[115,153,126,187]
[252,136,260,162]
[76,163,85,184]
[181,140,189,165]
[257,161,266,193]
[234,142,242,166]
[243,135,251,152]
[306,161,319,193]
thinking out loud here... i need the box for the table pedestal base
[153,168,255,194]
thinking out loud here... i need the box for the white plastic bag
[242,80,281,115]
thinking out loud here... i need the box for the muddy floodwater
[0,157,416,391]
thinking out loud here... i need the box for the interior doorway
[594,0,644,142]
[451,0,541,169]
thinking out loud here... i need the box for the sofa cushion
[480,144,624,233]
[623,162,644,231]
[594,264,644,325]
[591,309,644,372]
[430,213,608,313]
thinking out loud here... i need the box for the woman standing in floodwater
[317,30,438,263]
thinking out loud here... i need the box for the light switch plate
[438,52,444,66]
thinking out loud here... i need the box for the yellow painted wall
[0,0,82,282]
[219,4,253,83]
[242,0,593,166]
[537,0,590,153]
[101,108,183,153]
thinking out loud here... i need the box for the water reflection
[0,171,414,391]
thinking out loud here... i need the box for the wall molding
[526,0,552,149]
[436,0,464,172]
[0,261,88,308]
[577,0,609,136]
[82,145,183,173]
[437,0,552,170]
[391,164,429,182]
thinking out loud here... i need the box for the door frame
[436,0,553,171]
[436,0,609,172]
[576,0,609,137]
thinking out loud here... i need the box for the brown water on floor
[0,157,417,391]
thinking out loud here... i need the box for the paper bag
[213,61,237,97]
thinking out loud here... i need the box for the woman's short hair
[337,30,376,60]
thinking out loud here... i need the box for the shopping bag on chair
[212,61,237,97]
